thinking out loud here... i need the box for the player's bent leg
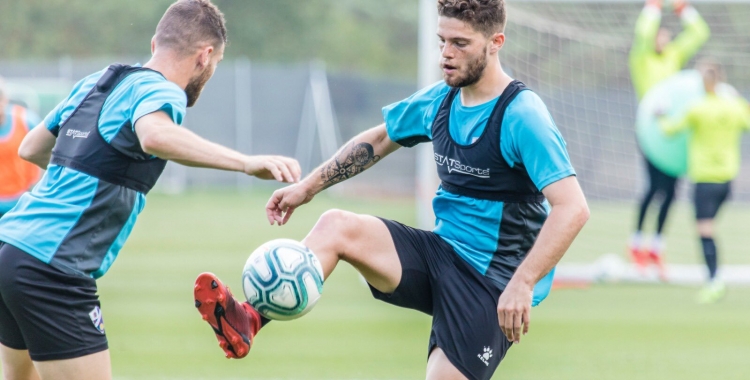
[0,344,40,380]
[195,209,401,360]
[32,350,111,380]
[302,209,402,294]
[194,273,262,359]
[426,348,469,380]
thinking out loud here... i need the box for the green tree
[0,0,420,78]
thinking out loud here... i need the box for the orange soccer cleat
[194,272,262,359]
[629,245,649,274]
[647,250,668,282]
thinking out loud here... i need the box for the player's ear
[489,32,505,54]
[150,37,156,55]
[196,45,214,69]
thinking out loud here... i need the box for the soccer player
[628,0,709,275]
[194,0,589,378]
[0,1,300,379]
[661,59,750,303]
[0,78,41,219]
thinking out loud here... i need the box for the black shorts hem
[29,341,108,362]
[429,339,484,380]
[0,337,27,351]
[368,217,435,316]
[367,217,408,301]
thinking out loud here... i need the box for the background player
[661,59,750,303]
[0,1,300,380]
[0,77,41,218]
[194,0,589,379]
[628,0,710,274]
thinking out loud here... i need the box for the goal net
[493,1,750,283]
[503,0,750,201]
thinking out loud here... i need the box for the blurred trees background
[0,0,420,78]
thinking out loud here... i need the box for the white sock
[630,232,643,249]
[651,235,664,254]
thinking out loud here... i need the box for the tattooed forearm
[320,142,381,189]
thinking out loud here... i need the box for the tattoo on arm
[320,142,381,189]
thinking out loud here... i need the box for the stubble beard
[444,47,488,88]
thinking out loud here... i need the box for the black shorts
[0,242,108,361]
[645,156,679,193]
[694,182,731,220]
[370,219,511,380]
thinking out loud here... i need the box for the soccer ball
[241,239,324,321]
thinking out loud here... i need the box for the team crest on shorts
[478,346,493,366]
[89,306,105,334]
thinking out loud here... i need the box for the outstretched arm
[135,110,301,182]
[496,176,589,344]
[266,123,401,225]
[660,108,693,136]
[669,3,710,67]
[314,124,400,191]
[629,0,663,98]
[630,0,663,58]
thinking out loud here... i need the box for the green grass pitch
[2,189,749,379]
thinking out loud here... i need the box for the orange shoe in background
[648,250,668,282]
[629,245,649,274]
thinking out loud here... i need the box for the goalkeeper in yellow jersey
[629,0,709,275]
[661,59,750,303]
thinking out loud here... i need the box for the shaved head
[155,0,227,56]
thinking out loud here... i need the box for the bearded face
[184,62,214,108]
[442,46,488,88]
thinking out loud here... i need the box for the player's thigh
[304,209,402,293]
[33,350,111,380]
[694,182,730,226]
[0,344,40,380]
[427,347,469,380]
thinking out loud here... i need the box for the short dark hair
[437,0,506,36]
[155,0,227,55]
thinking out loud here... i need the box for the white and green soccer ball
[242,239,324,321]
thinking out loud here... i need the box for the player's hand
[496,280,533,344]
[265,182,315,226]
[671,0,687,14]
[646,0,663,9]
[243,156,301,183]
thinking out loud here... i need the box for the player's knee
[696,220,714,237]
[311,209,363,248]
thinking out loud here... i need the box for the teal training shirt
[0,67,186,278]
[383,81,575,305]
